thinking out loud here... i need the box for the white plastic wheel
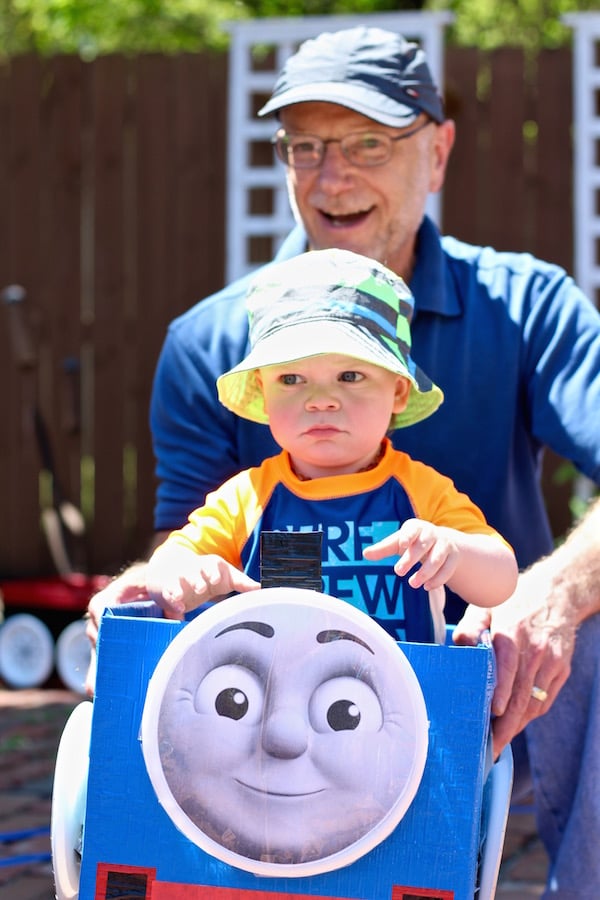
[55,620,91,694]
[0,613,55,688]
[51,700,93,900]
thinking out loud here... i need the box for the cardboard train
[51,587,513,900]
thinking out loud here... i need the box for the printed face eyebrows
[215,621,374,657]
[215,621,275,639]
[317,629,374,655]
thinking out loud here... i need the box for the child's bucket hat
[217,249,443,430]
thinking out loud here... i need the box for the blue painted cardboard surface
[79,609,493,900]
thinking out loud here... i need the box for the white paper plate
[51,700,93,900]
[141,587,428,879]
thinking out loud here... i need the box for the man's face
[279,102,455,280]
[145,592,427,873]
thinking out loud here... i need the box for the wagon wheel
[0,613,55,688]
[55,620,91,694]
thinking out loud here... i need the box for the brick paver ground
[0,689,78,900]
[0,686,548,900]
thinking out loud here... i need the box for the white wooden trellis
[564,12,600,309]
[225,12,453,282]
[562,13,600,506]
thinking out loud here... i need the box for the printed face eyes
[309,676,383,733]
[194,664,264,725]
[193,663,383,735]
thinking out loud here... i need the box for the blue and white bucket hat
[217,249,443,430]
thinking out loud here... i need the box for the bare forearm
[452,497,599,755]
[446,533,518,607]
[535,496,600,626]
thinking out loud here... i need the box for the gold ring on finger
[531,685,548,702]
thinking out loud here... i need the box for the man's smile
[319,208,373,228]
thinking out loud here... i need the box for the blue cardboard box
[76,590,494,900]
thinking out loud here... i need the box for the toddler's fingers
[219,558,260,592]
[230,571,261,593]
[394,533,436,576]
[363,532,400,560]
[196,558,260,598]
[363,520,423,560]
[394,528,443,583]
[408,557,451,590]
[408,536,457,589]
[160,591,185,618]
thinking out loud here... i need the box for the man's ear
[429,119,455,194]
[393,376,411,414]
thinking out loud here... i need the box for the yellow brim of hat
[217,320,443,430]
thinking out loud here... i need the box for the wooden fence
[0,46,579,577]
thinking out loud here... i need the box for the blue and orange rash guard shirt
[168,439,508,643]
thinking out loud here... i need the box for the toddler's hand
[147,547,260,618]
[363,518,458,591]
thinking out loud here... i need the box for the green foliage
[427,0,599,50]
[0,0,247,57]
[553,461,599,524]
[240,0,422,17]
[0,0,597,57]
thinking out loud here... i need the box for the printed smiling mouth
[236,780,325,798]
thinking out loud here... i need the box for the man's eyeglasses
[272,119,433,170]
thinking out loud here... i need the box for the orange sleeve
[396,455,512,545]
[165,457,283,565]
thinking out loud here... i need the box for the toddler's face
[258,353,409,479]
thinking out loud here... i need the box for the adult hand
[85,562,150,648]
[453,563,576,758]
[84,562,151,697]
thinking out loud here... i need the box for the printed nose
[261,707,309,759]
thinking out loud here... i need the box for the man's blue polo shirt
[151,218,600,618]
